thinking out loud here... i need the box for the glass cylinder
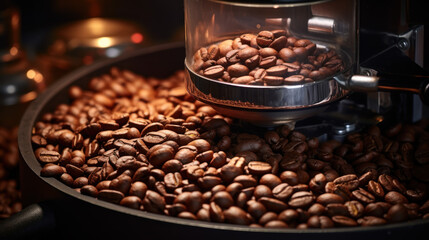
[185,0,357,73]
[184,0,357,125]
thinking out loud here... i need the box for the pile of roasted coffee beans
[0,127,22,219]
[31,67,429,228]
[191,30,344,86]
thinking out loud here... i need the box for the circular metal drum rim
[185,61,350,110]
[18,43,429,236]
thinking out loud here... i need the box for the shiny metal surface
[307,16,335,34]
[185,61,350,125]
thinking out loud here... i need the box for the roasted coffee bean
[31,67,429,230]
[198,176,222,190]
[237,47,259,60]
[284,75,305,85]
[364,202,389,218]
[204,65,224,79]
[253,185,273,200]
[288,191,315,208]
[98,189,124,204]
[278,48,296,62]
[256,31,274,47]
[333,174,359,190]
[232,76,254,85]
[129,181,147,199]
[247,201,267,220]
[316,193,344,205]
[120,196,141,209]
[164,172,183,190]
[37,150,61,164]
[358,216,387,226]
[41,164,64,177]
[259,174,282,189]
[345,200,364,219]
[386,204,408,222]
[259,56,277,69]
[66,164,84,178]
[279,171,299,186]
[272,183,293,201]
[109,174,132,195]
[80,185,98,197]
[352,188,375,204]
[309,173,327,194]
[326,203,349,217]
[212,191,234,209]
[259,197,288,212]
[148,145,175,167]
[247,161,272,175]
[225,49,240,64]
[367,180,385,198]
[385,191,408,204]
[307,215,334,228]
[332,215,358,227]
[209,202,225,223]
[142,190,166,213]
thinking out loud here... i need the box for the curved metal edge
[185,61,350,109]
[17,43,429,236]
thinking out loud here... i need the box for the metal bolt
[362,70,371,76]
[397,38,409,50]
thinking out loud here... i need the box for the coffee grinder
[183,0,429,135]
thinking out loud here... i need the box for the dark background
[4,0,429,69]
[4,0,185,57]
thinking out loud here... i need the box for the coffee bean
[232,76,254,85]
[141,190,165,214]
[223,206,250,225]
[358,216,387,226]
[209,202,225,223]
[351,186,374,203]
[288,191,315,208]
[148,145,175,167]
[316,193,344,205]
[248,201,267,220]
[120,196,141,209]
[266,65,288,77]
[385,191,408,204]
[247,161,272,175]
[98,189,124,204]
[259,56,277,69]
[332,215,358,227]
[227,64,249,78]
[386,204,408,222]
[30,65,429,230]
[326,203,349,217]
[333,174,359,191]
[237,47,259,60]
[279,48,296,62]
[256,31,274,47]
[259,174,282,189]
[164,172,183,190]
[41,164,64,177]
[253,185,273,200]
[143,131,168,146]
[272,183,293,201]
[37,150,61,164]
[225,50,240,64]
[284,75,305,85]
[129,181,147,199]
[307,215,334,228]
[259,197,288,212]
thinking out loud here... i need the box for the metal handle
[0,203,56,239]
[348,73,429,105]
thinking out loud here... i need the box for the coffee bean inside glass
[183,0,357,124]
